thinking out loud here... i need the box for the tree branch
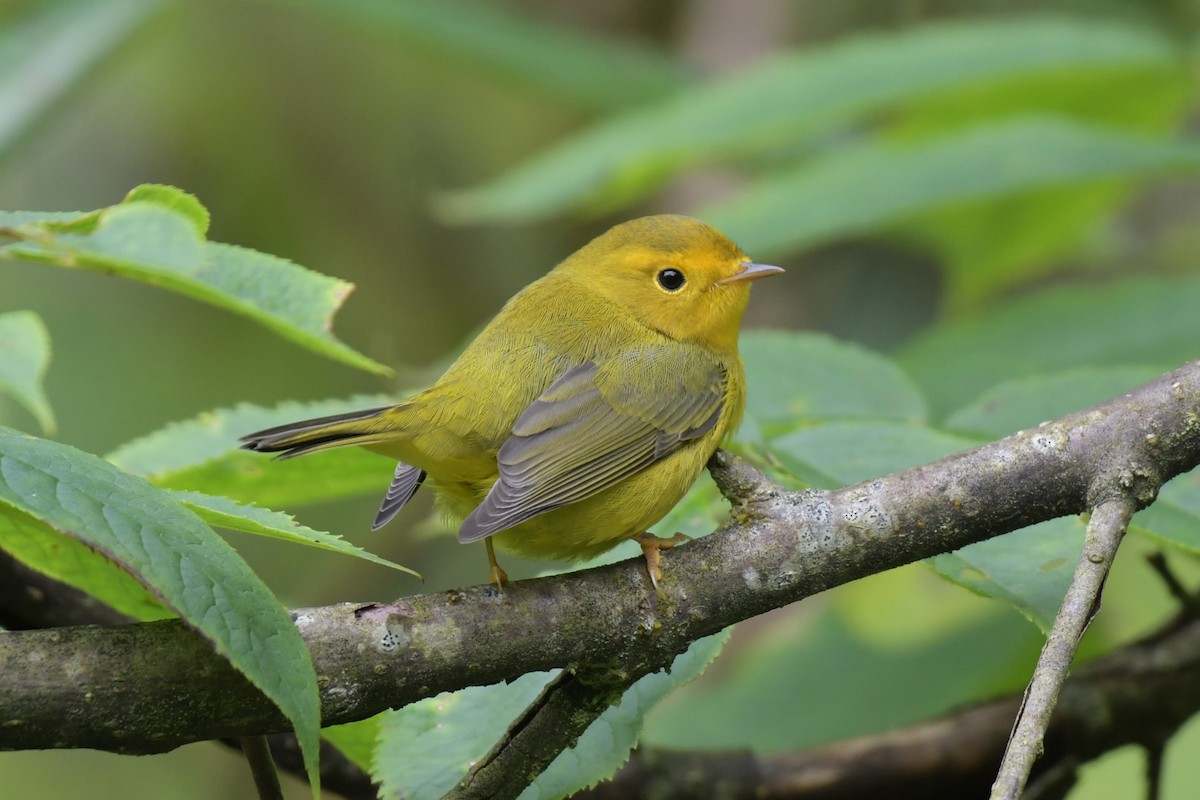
[0,360,1197,757]
[0,549,130,629]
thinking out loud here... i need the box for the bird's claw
[635,531,691,592]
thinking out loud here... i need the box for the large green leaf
[0,185,388,375]
[373,631,729,799]
[0,427,322,792]
[943,366,1165,438]
[643,600,1039,751]
[518,631,729,799]
[321,714,384,774]
[887,62,1189,308]
[914,182,1142,311]
[928,518,1083,633]
[889,62,1187,141]
[0,509,170,621]
[740,331,927,439]
[150,448,394,511]
[375,672,554,800]
[897,274,1200,420]
[0,311,55,433]
[169,490,419,577]
[768,420,978,489]
[107,397,397,507]
[0,0,164,160]
[702,118,1200,256]
[290,0,689,113]
[440,17,1176,222]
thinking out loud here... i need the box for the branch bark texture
[1,360,1198,754]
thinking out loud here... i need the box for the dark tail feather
[240,404,395,459]
[372,463,426,530]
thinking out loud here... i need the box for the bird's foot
[485,538,508,591]
[634,531,691,592]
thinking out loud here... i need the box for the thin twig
[1145,552,1200,616]
[240,735,283,800]
[991,498,1137,799]
[251,734,378,800]
[1146,741,1164,800]
[444,668,639,800]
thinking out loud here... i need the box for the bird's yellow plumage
[242,215,782,586]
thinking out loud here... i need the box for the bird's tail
[240,404,405,459]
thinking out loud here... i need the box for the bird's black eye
[656,268,686,292]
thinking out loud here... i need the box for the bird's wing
[459,348,727,542]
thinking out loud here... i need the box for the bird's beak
[720,261,785,285]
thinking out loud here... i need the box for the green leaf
[0,0,164,160]
[928,518,1084,632]
[147,448,392,510]
[768,420,978,489]
[107,397,397,507]
[123,183,209,235]
[897,274,1200,420]
[0,510,171,621]
[0,210,85,227]
[944,366,1165,438]
[885,60,1189,308]
[702,118,1200,256]
[643,601,1039,751]
[440,17,1177,222]
[375,672,554,800]
[889,62,1188,141]
[741,331,927,439]
[1131,468,1200,553]
[908,182,1136,310]
[169,490,419,577]
[290,0,689,113]
[373,632,729,799]
[0,427,322,792]
[107,395,394,479]
[322,714,384,774]
[1,185,389,375]
[0,311,55,433]
[518,631,730,799]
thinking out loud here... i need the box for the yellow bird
[241,215,781,588]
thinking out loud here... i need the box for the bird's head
[558,215,782,352]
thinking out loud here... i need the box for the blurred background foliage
[5,0,1200,797]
